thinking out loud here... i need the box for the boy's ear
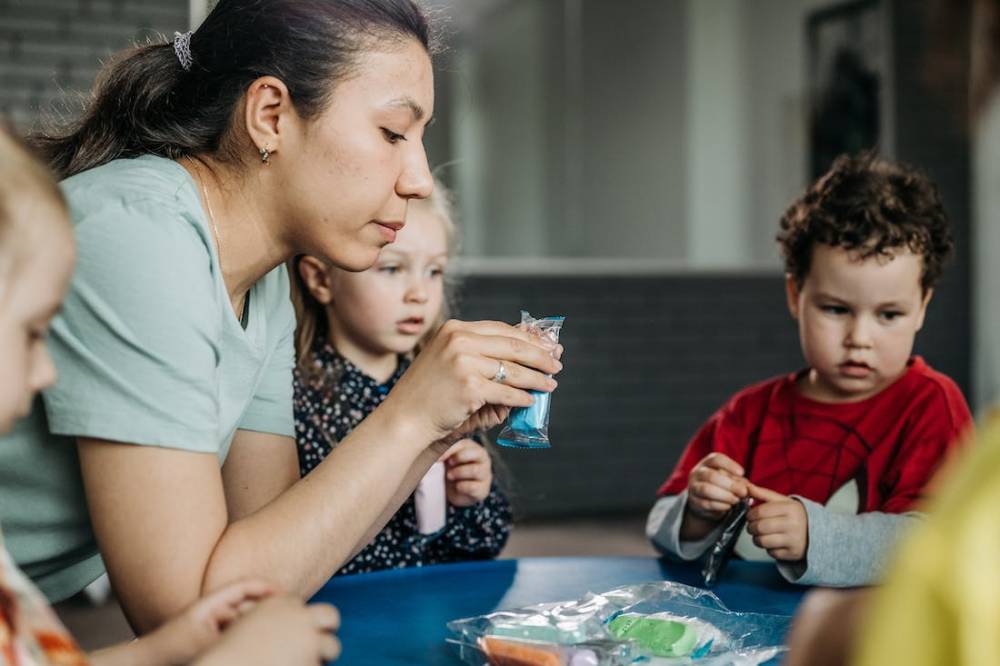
[297,255,335,305]
[915,287,934,331]
[785,274,802,319]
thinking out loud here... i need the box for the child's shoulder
[717,373,795,419]
[894,356,970,422]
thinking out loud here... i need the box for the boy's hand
[746,483,808,562]
[443,438,493,507]
[685,453,749,522]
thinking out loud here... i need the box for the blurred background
[1,0,997,641]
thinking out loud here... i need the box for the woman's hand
[193,596,341,666]
[442,438,493,507]
[384,320,563,445]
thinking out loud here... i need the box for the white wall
[973,96,1000,414]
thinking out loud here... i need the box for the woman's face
[279,38,435,272]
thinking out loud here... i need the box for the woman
[3,0,560,634]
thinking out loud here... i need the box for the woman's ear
[785,274,802,319]
[297,255,335,305]
[244,76,294,161]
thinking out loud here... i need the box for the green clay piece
[606,613,699,657]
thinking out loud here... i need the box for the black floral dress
[293,343,512,575]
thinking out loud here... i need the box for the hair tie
[173,31,193,71]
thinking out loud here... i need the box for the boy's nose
[845,318,874,348]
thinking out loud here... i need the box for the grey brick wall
[0,0,188,131]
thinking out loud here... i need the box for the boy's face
[0,202,75,432]
[786,243,932,403]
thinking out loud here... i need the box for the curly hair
[777,153,954,292]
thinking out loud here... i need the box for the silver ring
[492,360,507,383]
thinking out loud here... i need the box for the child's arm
[747,484,921,587]
[648,453,749,560]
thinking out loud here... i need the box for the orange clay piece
[480,636,562,666]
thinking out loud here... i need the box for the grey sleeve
[646,491,725,561]
[776,497,923,587]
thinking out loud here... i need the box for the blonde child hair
[0,127,70,274]
[290,176,459,373]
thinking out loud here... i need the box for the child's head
[777,154,953,402]
[292,177,456,370]
[0,129,75,432]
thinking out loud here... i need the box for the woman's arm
[82,320,562,633]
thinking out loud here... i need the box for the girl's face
[0,201,74,433]
[308,201,449,374]
[279,38,435,273]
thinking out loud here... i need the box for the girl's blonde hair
[289,176,459,375]
[0,127,69,278]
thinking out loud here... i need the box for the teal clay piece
[606,613,699,658]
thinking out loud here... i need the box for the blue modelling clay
[497,311,565,449]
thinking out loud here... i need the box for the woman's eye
[381,128,406,144]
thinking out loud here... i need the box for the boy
[646,154,973,587]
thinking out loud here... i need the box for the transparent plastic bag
[447,581,792,665]
[497,311,565,449]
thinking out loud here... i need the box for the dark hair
[33,0,433,179]
[777,153,954,292]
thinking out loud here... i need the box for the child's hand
[746,483,808,562]
[134,579,277,666]
[194,596,341,666]
[443,438,493,507]
[685,453,749,522]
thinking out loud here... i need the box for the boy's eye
[821,305,849,315]
[381,128,406,144]
[879,310,903,321]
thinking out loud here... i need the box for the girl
[5,0,561,636]
[0,128,339,665]
[292,182,511,574]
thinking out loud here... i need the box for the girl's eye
[381,128,406,144]
[429,266,445,278]
[379,265,401,275]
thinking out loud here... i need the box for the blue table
[312,557,806,665]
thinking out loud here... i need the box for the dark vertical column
[891,0,972,394]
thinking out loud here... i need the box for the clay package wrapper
[497,312,565,449]
[447,581,792,665]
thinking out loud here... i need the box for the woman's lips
[374,220,404,242]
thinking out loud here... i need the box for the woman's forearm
[202,404,437,598]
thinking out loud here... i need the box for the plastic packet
[447,581,791,665]
[478,636,630,666]
[497,311,565,449]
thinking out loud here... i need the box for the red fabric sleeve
[876,378,973,513]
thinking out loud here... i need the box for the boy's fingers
[753,533,788,550]
[703,453,745,477]
[747,482,787,503]
[746,516,785,536]
[691,481,740,506]
[747,501,791,522]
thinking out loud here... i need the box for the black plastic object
[701,499,750,588]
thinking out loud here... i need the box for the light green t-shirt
[0,155,296,602]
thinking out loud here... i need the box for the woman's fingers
[444,328,562,376]
[474,354,558,393]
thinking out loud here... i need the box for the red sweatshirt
[658,357,972,513]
